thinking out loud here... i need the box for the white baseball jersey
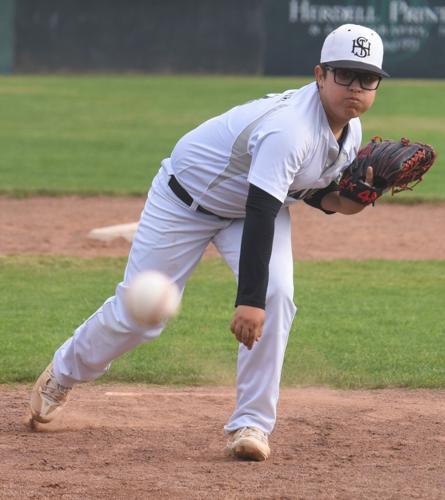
[52,81,363,438]
[163,82,362,218]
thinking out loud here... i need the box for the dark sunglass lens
[335,69,355,84]
[360,74,381,90]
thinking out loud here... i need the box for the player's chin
[342,105,364,120]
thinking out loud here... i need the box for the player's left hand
[339,136,437,206]
[320,166,374,214]
[230,305,265,350]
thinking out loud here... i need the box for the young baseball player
[30,24,388,461]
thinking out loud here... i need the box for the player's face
[315,65,378,125]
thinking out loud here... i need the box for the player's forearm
[236,212,273,309]
[236,184,282,309]
[321,191,367,215]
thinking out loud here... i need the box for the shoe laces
[41,371,71,404]
[235,427,268,444]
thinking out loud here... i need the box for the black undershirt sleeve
[235,184,282,310]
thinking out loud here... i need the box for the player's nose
[348,77,362,91]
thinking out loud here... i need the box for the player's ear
[314,65,325,89]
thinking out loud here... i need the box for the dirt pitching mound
[1,385,444,499]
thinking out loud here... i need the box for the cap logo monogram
[352,37,371,58]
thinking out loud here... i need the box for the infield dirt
[1,196,444,259]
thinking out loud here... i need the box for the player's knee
[266,277,296,311]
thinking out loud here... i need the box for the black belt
[168,175,228,219]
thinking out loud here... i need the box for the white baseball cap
[320,24,389,77]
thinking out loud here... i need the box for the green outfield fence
[4,0,445,77]
[0,0,14,74]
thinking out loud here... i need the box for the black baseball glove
[339,137,437,206]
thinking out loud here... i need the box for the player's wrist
[235,299,266,310]
[322,191,367,214]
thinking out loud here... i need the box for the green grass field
[1,76,444,390]
[1,257,444,388]
[0,75,444,200]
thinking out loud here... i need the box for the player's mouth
[344,97,364,112]
[345,97,362,104]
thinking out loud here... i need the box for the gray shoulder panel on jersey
[206,100,291,192]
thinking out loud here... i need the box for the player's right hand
[230,305,265,350]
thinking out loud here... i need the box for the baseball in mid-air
[124,271,180,326]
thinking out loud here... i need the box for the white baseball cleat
[30,363,72,423]
[226,427,271,461]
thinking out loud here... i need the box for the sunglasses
[324,65,382,90]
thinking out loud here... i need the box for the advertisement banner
[265,0,445,78]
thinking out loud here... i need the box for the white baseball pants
[53,166,297,434]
